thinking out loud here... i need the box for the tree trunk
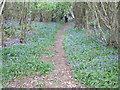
[86,9,90,36]
[117,2,120,48]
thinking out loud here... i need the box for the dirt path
[7,23,87,88]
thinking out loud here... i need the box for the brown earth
[7,23,88,88]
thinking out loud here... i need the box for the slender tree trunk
[0,0,5,47]
[93,3,107,43]
[117,2,120,48]
[86,9,90,36]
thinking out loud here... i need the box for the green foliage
[35,81,42,87]
[0,47,2,89]
[52,79,60,83]
[63,24,118,88]
[1,22,61,87]
[3,20,20,38]
[36,2,70,21]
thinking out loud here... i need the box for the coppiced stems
[73,2,119,47]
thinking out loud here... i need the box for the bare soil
[7,23,88,88]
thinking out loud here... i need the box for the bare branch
[94,3,112,30]
[93,3,107,43]
[0,0,6,16]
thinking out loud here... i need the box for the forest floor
[7,23,88,88]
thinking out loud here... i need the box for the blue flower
[98,78,102,80]
[99,70,103,73]
[90,70,95,72]
[16,63,20,65]
[8,57,11,59]
[32,86,35,88]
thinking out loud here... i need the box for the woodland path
[7,23,88,88]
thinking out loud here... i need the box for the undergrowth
[63,24,118,88]
[1,21,60,87]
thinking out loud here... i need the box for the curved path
[8,23,88,88]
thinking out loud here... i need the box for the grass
[1,21,61,87]
[63,23,118,88]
